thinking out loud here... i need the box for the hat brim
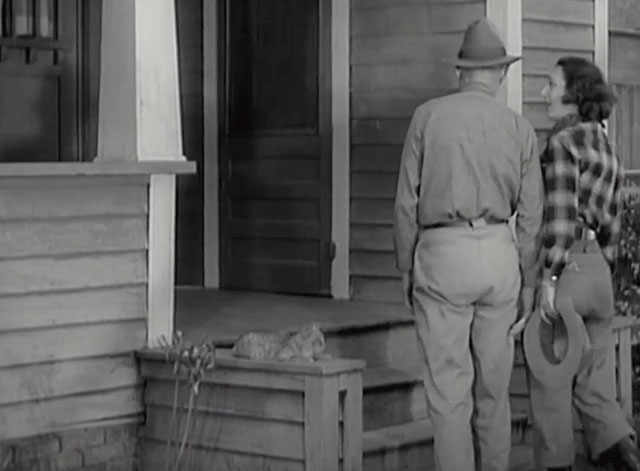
[522,295,585,387]
[441,54,521,68]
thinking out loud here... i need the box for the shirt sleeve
[597,166,623,269]
[543,133,578,280]
[515,123,544,288]
[393,107,424,273]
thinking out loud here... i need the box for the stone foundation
[0,422,139,471]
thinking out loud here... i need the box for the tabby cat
[231,323,329,362]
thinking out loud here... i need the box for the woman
[524,56,640,471]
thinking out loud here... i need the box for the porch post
[331,0,350,299]
[594,0,609,80]
[594,0,611,139]
[96,0,185,347]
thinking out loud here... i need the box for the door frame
[202,0,350,298]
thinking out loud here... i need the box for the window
[1,0,56,39]
[0,0,79,162]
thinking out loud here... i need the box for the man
[393,18,543,471]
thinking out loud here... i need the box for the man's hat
[522,295,587,387]
[444,18,521,69]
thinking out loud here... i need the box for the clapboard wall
[521,0,595,151]
[609,0,640,170]
[349,0,485,302]
[0,175,147,442]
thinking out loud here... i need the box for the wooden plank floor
[175,288,411,345]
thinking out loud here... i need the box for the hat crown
[458,18,507,62]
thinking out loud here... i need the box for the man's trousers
[411,221,520,471]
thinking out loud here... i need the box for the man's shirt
[542,117,623,279]
[393,81,544,288]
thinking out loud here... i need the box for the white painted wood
[0,216,147,258]
[203,0,220,288]
[96,0,185,162]
[0,161,193,177]
[486,0,523,113]
[147,175,177,346]
[0,355,140,406]
[0,181,148,219]
[0,386,143,442]
[0,286,146,332]
[0,252,146,296]
[594,0,609,80]
[0,321,147,368]
[97,0,188,345]
[594,0,611,136]
[332,0,350,299]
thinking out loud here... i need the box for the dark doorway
[217,0,333,295]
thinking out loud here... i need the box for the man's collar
[460,81,497,96]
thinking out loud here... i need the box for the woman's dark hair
[557,56,617,122]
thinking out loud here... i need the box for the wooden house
[0,0,639,470]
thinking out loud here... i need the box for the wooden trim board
[594,0,611,136]
[594,0,609,79]
[331,0,350,299]
[203,0,219,288]
[486,0,523,113]
[147,175,177,346]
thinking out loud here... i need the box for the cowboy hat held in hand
[443,17,521,69]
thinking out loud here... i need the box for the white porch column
[594,0,609,80]
[96,0,185,347]
[594,0,611,138]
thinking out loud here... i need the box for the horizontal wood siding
[610,24,640,170]
[522,0,595,150]
[140,352,364,471]
[349,0,485,302]
[612,84,640,170]
[0,175,148,442]
[609,0,640,31]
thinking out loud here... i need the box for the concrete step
[363,413,530,471]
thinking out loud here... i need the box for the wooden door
[218,0,333,295]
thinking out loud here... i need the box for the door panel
[219,0,332,295]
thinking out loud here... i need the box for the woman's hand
[539,279,558,323]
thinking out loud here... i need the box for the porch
[174,287,411,346]
[140,288,637,471]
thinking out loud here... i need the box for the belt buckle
[469,217,487,228]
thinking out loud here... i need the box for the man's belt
[422,217,508,230]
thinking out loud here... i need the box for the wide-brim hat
[443,18,521,68]
[522,295,586,387]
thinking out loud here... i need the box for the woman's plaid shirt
[542,118,624,279]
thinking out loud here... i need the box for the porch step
[323,317,419,368]
[361,361,532,431]
[362,363,427,430]
[362,413,531,471]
